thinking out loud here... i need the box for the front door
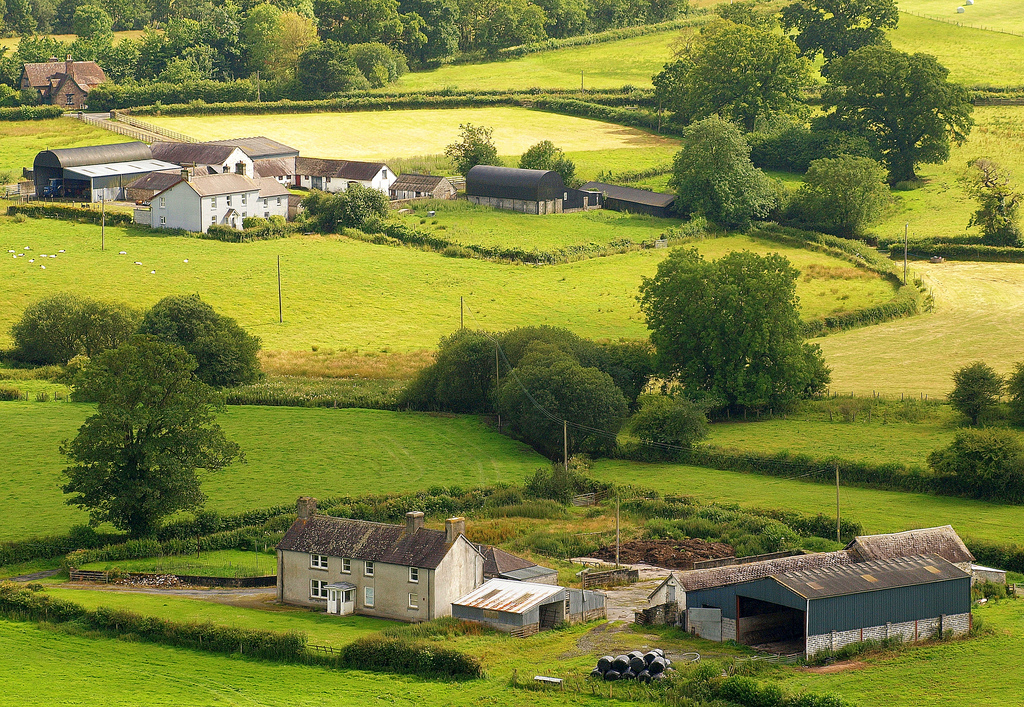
[327,589,339,614]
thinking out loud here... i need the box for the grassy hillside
[144,107,679,165]
[0,403,546,540]
[898,0,1024,36]
[0,217,896,352]
[0,119,135,172]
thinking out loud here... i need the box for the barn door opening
[736,596,804,654]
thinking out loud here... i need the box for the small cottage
[390,173,457,201]
[151,142,254,178]
[295,157,396,195]
[20,56,106,108]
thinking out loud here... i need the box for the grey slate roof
[256,177,291,198]
[475,544,540,577]
[773,554,969,599]
[846,526,975,565]
[153,173,259,199]
[151,142,239,166]
[277,515,456,569]
[391,173,451,191]
[253,158,294,178]
[126,167,210,192]
[23,60,106,89]
[678,550,855,592]
[296,157,387,181]
[579,181,675,208]
[210,137,299,160]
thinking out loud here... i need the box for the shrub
[929,428,1024,503]
[10,292,142,365]
[628,394,710,449]
[0,388,22,401]
[948,362,1004,426]
[786,156,890,238]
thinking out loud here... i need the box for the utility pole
[615,494,620,568]
[563,420,568,471]
[256,70,261,102]
[580,70,584,93]
[495,344,500,429]
[903,223,909,285]
[101,196,105,251]
[277,255,283,323]
[836,461,841,543]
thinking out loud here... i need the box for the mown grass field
[0,217,896,353]
[80,548,277,577]
[898,0,1024,37]
[0,403,546,541]
[0,30,147,52]
[0,118,134,173]
[590,458,1024,545]
[144,107,680,165]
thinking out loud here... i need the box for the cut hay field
[590,458,1024,545]
[144,107,680,167]
[898,0,1024,36]
[888,13,1024,87]
[0,30,147,52]
[816,260,1024,397]
[0,118,134,172]
[0,403,546,541]
[0,217,896,353]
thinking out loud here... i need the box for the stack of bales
[590,649,673,683]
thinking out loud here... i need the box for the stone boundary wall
[806,612,970,657]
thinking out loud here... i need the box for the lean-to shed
[452,578,605,637]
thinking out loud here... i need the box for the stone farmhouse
[20,56,106,109]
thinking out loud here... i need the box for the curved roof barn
[466,165,566,202]
[34,142,152,171]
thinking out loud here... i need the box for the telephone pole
[563,420,568,471]
[460,296,464,330]
[277,255,283,323]
[836,461,841,543]
[903,223,909,285]
[495,344,501,429]
[101,196,105,251]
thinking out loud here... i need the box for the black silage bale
[597,656,613,672]
[611,655,629,672]
[604,670,621,681]
[629,656,646,673]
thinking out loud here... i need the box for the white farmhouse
[295,157,396,195]
[150,172,288,233]
[151,142,255,179]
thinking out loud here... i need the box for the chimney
[180,166,191,182]
[445,517,466,544]
[65,54,73,78]
[405,511,424,536]
[296,496,317,519]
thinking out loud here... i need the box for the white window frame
[210,197,217,208]
[264,212,269,218]
[159,216,166,225]
[263,198,268,207]
[310,553,328,570]
[211,214,217,224]
[364,560,374,577]
[241,193,247,205]
[342,588,354,603]
[226,195,233,206]
[408,592,418,609]
[409,567,418,583]
[310,579,328,599]
[159,197,166,208]
[342,558,351,574]
[364,586,374,607]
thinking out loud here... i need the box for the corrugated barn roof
[34,142,153,170]
[391,173,449,191]
[453,578,563,613]
[579,181,675,208]
[774,554,969,599]
[210,137,299,159]
[679,550,855,592]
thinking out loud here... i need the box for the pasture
[80,548,276,578]
[897,0,1024,36]
[0,118,134,173]
[143,107,680,167]
[0,217,896,353]
[0,403,546,541]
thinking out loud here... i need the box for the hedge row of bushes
[0,105,64,121]
[965,538,1024,575]
[753,224,893,273]
[6,204,134,226]
[889,241,1024,263]
[0,582,307,660]
[530,96,667,134]
[0,527,123,567]
[334,635,482,679]
[88,79,260,111]
[496,17,709,59]
[801,283,920,338]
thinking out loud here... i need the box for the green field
[591,458,1024,545]
[898,0,1024,36]
[0,217,896,353]
[0,403,546,540]
[144,107,680,165]
[80,549,277,578]
[0,118,134,173]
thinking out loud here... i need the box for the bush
[338,635,481,678]
[0,105,64,120]
[948,362,1004,425]
[748,121,871,174]
[928,428,1024,503]
[6,203,134,226]
[628,394,709,449]
[10,292,142,365]
[786,156,890,238]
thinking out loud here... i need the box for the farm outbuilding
[683,554,971,657]
[294,157,395,195]
[466,165,575,214]
[579,181,675,218]
[390,173,458,201]
[452,578,606,637]
[33,142,179,201]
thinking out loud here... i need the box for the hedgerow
[495,17,711,59]
[6,204,134,226]
[889,241,1024,263]
[0,105,63,120]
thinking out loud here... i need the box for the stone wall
[722,617,737,642]
[805,613,970,657]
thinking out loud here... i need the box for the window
[342,588,354,603]
[159,216,166,225]
[382,169,388,179]
[364,561,374,577]
[408,593,418,609]
[264,212,269,219]
[341,558,351,574]
[310,579,328,599]
[211,215,217,224]
[241,194,247,205]
[409,567,419,583]
[364,586,374,607]
[226,195,232,206]
[310,554,328,570]
[263,198,268,207]
[159,197,166,208]
[66,93,74,106]
[210,197,217,208]
[277,197,282,206]
[242,211,247,218]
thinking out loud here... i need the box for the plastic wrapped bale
[652,648,664,657]
[622,668,636,680]
[590,668,604,679]
[604,670,621,681]
[612,655,630,673]
[643,652,658,666]
[629,656,647,673]
[652,672,666,682]
[597,656,613,673]
[648,658,666,675]
[637,670,652,684]
[627,650,644,660]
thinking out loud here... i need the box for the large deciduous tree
[639,248,830,413]
[653,20,811,132]
[11,292,142,365]
[61,337,242,537]
[822,45,973,184]
[669,116,777,228]
[519,140,578,187]
[788,155,890,237]
[445,122,501,174]
[961,159,1023,247]
[780,0,898,65]
[948,361,1003,426]
[928,428,1024,503]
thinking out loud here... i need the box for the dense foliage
[962,159,1023,247]
[138,294,262,387]
[948,362,1003,426]
[639,248,830,413]
[786,155,890,237]
[627,394,709,449]
[301,182,391,233]
[519,139,578,187]
[780,0,899,65]
[10,292,142,365]
[928,428,1024,504]
[62,337,242,537]
[445,122,501,175]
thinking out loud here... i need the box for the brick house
[21,56,106,109]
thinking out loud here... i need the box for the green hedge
[336,635,482,679]
[87,79,259,111]
[496,17,710,59]
[0,527,122,567]
[530,96,667,133]
[801,284,920,338]
[63,527,284,570]
[129,93,522,117]
[965,538,1024,575]
[7,203,134,226]
[0,105,64,121]
[888,241,1024,263]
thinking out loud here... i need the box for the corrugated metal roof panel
[579,181,675,208]
[453,578,563,613]
[774,554,969,599]
[845,525,974,565]
[64,159,181,179]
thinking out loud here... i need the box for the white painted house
[151,142,255,179]
[149,172,288,233]
[294,157,396,195]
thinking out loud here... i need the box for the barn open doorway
[735,596,805,654]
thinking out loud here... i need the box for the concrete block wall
[806,613,971,657]
[722,617,737,642]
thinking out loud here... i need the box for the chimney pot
[445,517,466,544]
[296,496,317,519]
[406,511,424,536]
